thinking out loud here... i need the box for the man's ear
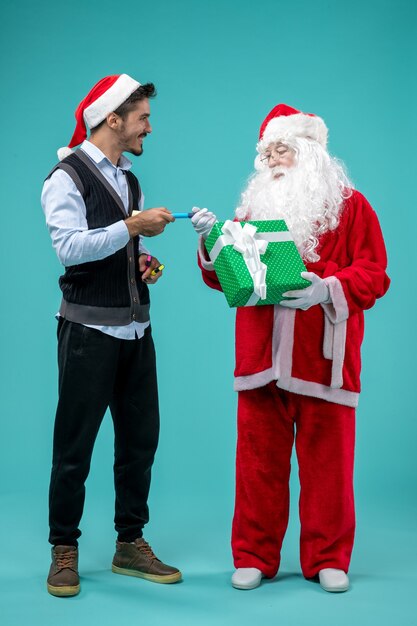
[106,112,120,129]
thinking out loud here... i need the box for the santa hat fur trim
[257,103,328,152]
[57,73,141,160]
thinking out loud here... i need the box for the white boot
[231,567,263,590]
[319,568,349,592]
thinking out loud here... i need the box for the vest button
[132,314,136,320]
[130,278,135,284]
[133,297,137,303]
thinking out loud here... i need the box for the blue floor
[1,491,416,626]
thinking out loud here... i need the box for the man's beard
[125,137,144,157]
[235,153,351,262]
[129,145,144,156]
[118,125,146,156]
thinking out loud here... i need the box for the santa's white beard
[235,153,351,262]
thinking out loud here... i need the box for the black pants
[48,319,160,546]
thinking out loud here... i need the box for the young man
[42,74,180,597]
[192,104,390,592]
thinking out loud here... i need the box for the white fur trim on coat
[277,376,359,407]
[322,276,349,324]
[234,304,358,407]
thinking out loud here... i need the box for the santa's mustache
[270,165,287,178]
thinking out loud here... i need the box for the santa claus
[192,104,390,592]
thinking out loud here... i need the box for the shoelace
[136,540,157,561]
[55,551,77,569]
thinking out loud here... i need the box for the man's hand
[139,254,164,284]
[280,272,331,311]
[191,206,217,239]
[125,208,174,237]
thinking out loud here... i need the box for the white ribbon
[209,220,293,305]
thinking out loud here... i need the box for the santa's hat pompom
[57,146,74,161]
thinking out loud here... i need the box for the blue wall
[0,1,415,623]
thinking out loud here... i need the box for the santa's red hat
[257,104,328,152]
[57,73,141,160]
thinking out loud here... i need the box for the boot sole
[47,583,80,597]
[111,564,182,584]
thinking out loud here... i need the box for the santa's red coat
[198,190,390,407]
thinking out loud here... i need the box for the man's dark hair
[90,83,156,132]
[113,83,156,119]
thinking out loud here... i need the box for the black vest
[46,149,150,325]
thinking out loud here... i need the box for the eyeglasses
[260,145,290,164]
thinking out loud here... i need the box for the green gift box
[204,220,311,308]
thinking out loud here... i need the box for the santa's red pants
[232,383,355,579]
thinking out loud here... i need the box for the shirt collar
[80,140,133,171]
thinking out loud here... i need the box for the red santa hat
[57,73,141,160]
[257,103,328,152]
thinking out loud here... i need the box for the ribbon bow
[221,220,268,300]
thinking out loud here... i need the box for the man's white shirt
[41,140,150,339]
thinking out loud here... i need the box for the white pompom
[57,146,74,161]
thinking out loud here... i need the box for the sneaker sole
[47,583,80,597]
[320,584,349,593]
[112,564,182,584]
[231,580,262,590]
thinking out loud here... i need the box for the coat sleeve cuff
[321,275,349,323]
[198,236,215,271]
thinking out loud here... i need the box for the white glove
[280,272,331,311]
[191,206,217,239]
